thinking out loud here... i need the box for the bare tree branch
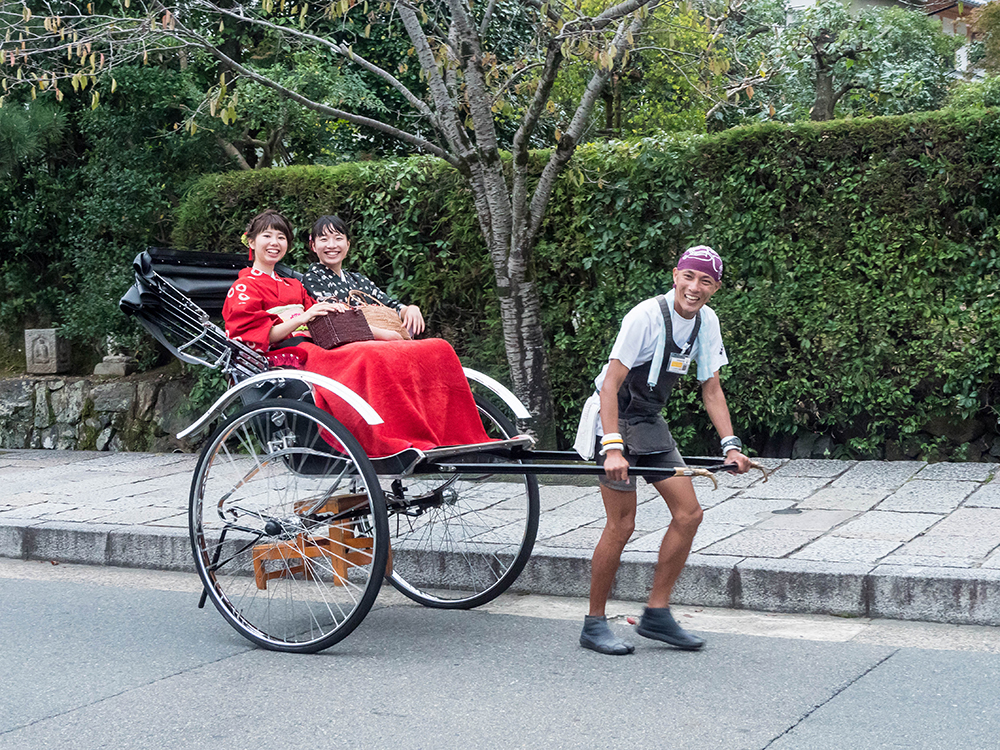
[479,0,501,37]
[833,80,870,104]
[493,61,545,105]
[216,136,252,170]
[167,16,455,161]
[194,1,439,127]
[394,4,472,162]
[526,12,645,244]
[510,40,562,240]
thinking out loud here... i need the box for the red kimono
[223,268,315,352]
[222,268,492,457]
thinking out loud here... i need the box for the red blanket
[289,338,492,457]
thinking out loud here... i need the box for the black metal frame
[120,250,269,382]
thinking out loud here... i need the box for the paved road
[2,559,998,749]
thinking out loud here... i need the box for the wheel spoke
[385,396,539,608]
[191,400,387,652]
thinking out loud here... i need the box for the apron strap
[648,295,701,389]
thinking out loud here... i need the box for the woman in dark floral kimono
[302,215,425,338]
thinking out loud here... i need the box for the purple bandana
[676,245,723,282]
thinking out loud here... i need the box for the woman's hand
[399,305,425,336]
[307,301,349,319]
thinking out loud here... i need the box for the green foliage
[837,7,960,116]
[947,75,1000,109]
[717,0,961,125]
[0,103,66,176]
[974,1,1000,73]
[551,1,720,138]
[0,99,76,331]
[187,365,230,415]
[175,108,1000,458]
[55,65,233,359]
[0,63,233,363]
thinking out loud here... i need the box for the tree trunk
[812,64,836,121]
[613,74,622,134]
[467,161,559,447]
[495,248,557,447]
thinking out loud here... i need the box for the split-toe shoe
[635,606,705,650]
[580,615,635,655]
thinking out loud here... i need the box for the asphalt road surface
[1,559,998,749]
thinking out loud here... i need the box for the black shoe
[580,615,635,655]
[636,607,705,650]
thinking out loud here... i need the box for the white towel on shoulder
[573,392,601,459]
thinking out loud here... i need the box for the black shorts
[596,440,686,493]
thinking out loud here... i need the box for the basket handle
[347,289,388,308]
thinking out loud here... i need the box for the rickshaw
[121,249,750,653]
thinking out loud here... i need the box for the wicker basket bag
[347,290,411,340]
[307,308,374,348]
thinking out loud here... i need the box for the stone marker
[93,354,137,377]
[24,329,70,374]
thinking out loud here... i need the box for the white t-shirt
[593,290,728,392]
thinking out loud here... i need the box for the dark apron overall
[616,296,701,455]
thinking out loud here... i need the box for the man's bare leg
[588,485,637,616]
[580,485,637,655]
[647,476,703,608]
[636,476,706,649]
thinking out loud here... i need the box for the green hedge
[173,109,1000,459]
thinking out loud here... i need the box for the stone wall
[0,373,201,452]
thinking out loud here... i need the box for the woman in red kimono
[222,210,492,457]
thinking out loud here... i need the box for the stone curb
[3,519,1000,627]
[0,519,194,573]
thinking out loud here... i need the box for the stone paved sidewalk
[2,449,999,626]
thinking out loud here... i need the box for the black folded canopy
[125,247,302,317]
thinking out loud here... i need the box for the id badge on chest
[667,354,691,375]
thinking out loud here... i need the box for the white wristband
[599,442,624,456]
[600,432,623,445]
